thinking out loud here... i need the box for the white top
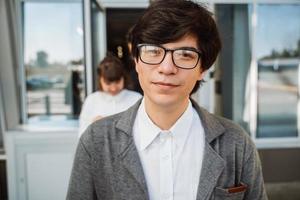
[79,89,142,136]
[133,99,205,200]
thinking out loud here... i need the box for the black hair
[131,0,221,93]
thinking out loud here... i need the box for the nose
[108,84,118,95]
[157,52,178,75]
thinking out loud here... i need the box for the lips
[152,81,179,89]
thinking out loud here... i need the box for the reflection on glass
[91,1,102,90]
[256,4,300,138]
[24,2,85,122]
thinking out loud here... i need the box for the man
[67,0,268,199]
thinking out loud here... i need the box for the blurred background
[0,0,300,199]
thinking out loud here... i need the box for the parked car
[26,75,53,90]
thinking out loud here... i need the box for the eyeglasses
[137,44,201,69]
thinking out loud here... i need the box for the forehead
[161,34,199,49]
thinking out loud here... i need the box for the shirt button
[162,154,170,160]
[160,137,166,143]
[162,193,171,199]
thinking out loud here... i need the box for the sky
[255,4,300,59]
[24,2,84,64]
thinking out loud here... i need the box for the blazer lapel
[191,99,226,200]
[120,140,148,195]
[196,143,225,200]
[115,99,149,196]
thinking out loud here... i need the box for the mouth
[152,81,179,89]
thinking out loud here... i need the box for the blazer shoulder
[215,115,247,137]
[83,112,122,138]
[79,101,140,154]
[212,114,257,159]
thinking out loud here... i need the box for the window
[91,0,105,91]
[23,1,85,124]
[256,4,300,138]
[215,2,300,146]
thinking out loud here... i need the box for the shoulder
[215,115,249,140]
[195,104,249,142]
[214,114,256,160]
[123,89,142,99]
[82,111,122,138]
[195,105,256,159]
[79,100,141,156]
[80,92,101,112]
[79,112,123,156]
[83,91,103,103]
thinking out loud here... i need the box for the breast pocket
[212,186,246,200]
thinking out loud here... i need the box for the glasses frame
[137,43,202,70]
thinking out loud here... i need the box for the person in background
[78,54,142,136]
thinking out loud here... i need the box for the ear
[198,68,207,81]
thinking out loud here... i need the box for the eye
[142,46,163,57]
[174,50,198,60]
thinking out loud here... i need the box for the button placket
[159,131,173,200]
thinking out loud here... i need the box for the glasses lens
[173,49,199,69]
[139,45,165,64]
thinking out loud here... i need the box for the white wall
[6,131,78,200]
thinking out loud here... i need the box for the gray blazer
[67,99,268,200]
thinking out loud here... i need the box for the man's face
[100,77,124,96]
[135,34,205,108]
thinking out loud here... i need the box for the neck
[144,97,190,130]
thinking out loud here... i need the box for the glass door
[91,0,106,92]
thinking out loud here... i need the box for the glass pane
[215,4,251,131]
[0,118,3,149]
[24,2,85,122]
[256,4,300,138]
[91,1,103,91]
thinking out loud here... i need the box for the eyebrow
[159,45,201,53]
[175,46,199,52]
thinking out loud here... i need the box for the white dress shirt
[133,99,205,200]
[79,89,142,136]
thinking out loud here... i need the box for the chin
[148,93,181,107]
[109,91,121,96]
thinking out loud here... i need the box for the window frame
[249,2,300,148]
[0,86,6,152]
[17,0,86,124]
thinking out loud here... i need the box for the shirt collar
[170,100,194,150]
[136,98,194,151]
[101,89,126,101]
[137,99,161,150]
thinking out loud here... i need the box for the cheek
[135,63,146,83]
[118,78,125,89]
[102,85,109,92]
[100,79,107,91]
[135,60,148,79]
[118,82,124,90]
[182,71,202,90]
